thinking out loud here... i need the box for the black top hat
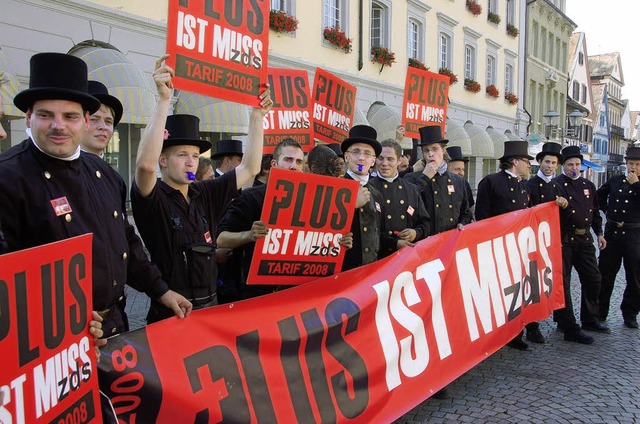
[560,145,583,164]
[500,140,534,161]
[325,143,344,158]
[341,125,382,157]
[87,81,123,126]
[535,142,564,163]
[417,125,449,146]
[163,114,211,153]
[625,146,640,160]
[211,139,243,160]
[14,53,100,114]
[446,146,468,163]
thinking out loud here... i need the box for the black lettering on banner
[203,0,220,20]
[294,76,308,108]
[291,182,307,227]
[236,331,277,421]
[269,180,295,224]
[277,316,315,422]
[42,260,65,350]
[183,346,251,423]
[504,283,522,321]
[257,260,334,277]
[16,270,39,367]
[68,253,88,335]
[542,266,553,296]
[174,54,260,95]
[331,188,351,230]
[50,391,96,424]
[301,309,337,423]
[0,280,9,341]
[309,186,333,229]
[522,260,540,306]
[324,298,368,419]
[246,0,264,34]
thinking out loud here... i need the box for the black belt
[607,220,640,229]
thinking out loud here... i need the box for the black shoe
[564,330,594,345]
[624,317,639,329]
[525,327,546,344]
[431,387,451,399]
[556,324,566,333]
[507,337,529,351]
[582,321,611,334]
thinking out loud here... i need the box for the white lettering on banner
[420,106,445,124]
[373,259,451,392]
[212,24,263,70]
[0,375,27,424]
[277,110,310,130]
[291,231,342,256]
[457,223,554,342]
[176,11,209,53]
[327,110,351,132]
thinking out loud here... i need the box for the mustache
[47,130,70,137]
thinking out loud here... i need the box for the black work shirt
[553,174,603,241]
[526,175,562,206]
[476,170,530,220]
[0,139,168,334]
[369,175,430,258]
[597,174,640,224]
[131,169,238,300]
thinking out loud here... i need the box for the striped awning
[353,107,370,127]
[0,47,23,117]
[504,130,524,141]
[174,91,249,135]
[366,101,412,149]
[445,120,472,156]
[463,121,494,158]
[485,126,509,159]
[69,44,155,125]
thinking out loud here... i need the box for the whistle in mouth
[187,172,196,181]
[572,172,578,177]
[358,164,363,172]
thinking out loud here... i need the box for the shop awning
[353,107,370,127]
[68,43,155,125]
[0,47,23,117]
[582,159,605,173]
[486,126,509,159]
[366,101,411,148]
[445,119,472,156]
[464,121,494,158]
[174,91,250,135]
[504,130,524,141]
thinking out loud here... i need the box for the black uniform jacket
[369,175,430,258]
[553,174,603,243]
[597,174,640,227]
[0,139,169,332]
[342,174,383,271]
[404,170,471,234]
[526,174,562,206]
[475,170,530,221]
[131,170,237,301]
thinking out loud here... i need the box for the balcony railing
[611,125,625,137]
[608,153,623,164]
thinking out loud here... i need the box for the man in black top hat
[341,124,384,270]
[597,146,640,329]
[370,139,430,258]
[526,142,565,206]
[553,145,610,342]
[0,52,191,337]
[131,54,272,322]
[404,126,471,235]
[212,138,244,177]
[476,140,534,350]
[80,81,123,157]
[446,145,475,219]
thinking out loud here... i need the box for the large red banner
[263,68,314,153]
[166,0,270,106]
[98,204,564,422]
[402,67,449,138]
[312,68,357,144]
[246,168,359,285]
[0,235,101,423]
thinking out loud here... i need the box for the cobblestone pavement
[124,270,639,423]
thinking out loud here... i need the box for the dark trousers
[598,228,640,319]
[553,243,601,332]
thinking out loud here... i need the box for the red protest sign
[166,0,270,106]
[312,68,357,144]
[98,203,564,423]
[402,67,449,138]
[0,235,101,423]
[263,68,314,153]
[246,168,359,285]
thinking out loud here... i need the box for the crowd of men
[1,52,639,414]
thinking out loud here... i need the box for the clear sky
[565,0,639,110]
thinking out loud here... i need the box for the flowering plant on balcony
[269,10,298,33]
[486,84,500,98]
[487,11,501,24]
[438,67,458,85]
[323,26,352,53]
[506,24,520,37]
[464,78,481,93]
[371,46,396,72]
[466,1,482,16]
[408,57,428,71]
[505,91,519,105]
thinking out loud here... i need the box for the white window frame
[370,0,392,48]
[506,0,515,26]
[488,0,498,14]
[463,27,480,80]
[437,13,457,71]
[324,0,348,29]
[408,19,421,59]
[486,55,496,87]
[407,1,430,61]
[505,64,514,93]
